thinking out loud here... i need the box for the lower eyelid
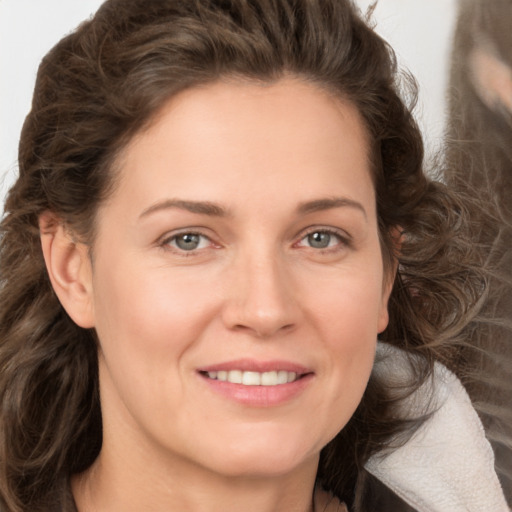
[160,232,212,251]
[297,229,349,247]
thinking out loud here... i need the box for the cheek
[90,258,222,402]
[94,260,214,345]
[307,264,386,345]
[90,260,226,442]
[324,288,378,385]
[300,269,384,431]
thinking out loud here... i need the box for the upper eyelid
[293,228,354,254]
[158,229,217,251]
[296,226,351,242]
[159,227,212,242]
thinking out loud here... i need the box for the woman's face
[86,78,393,478]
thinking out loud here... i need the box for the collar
[365,342,509,512]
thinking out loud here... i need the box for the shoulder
[365,342,508,512]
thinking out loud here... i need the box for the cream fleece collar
[365,342,509,512]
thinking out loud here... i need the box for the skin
[41,77,393,512]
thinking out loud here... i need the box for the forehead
[106,78,374,218]
[142,77,371,154]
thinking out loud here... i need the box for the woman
[0,0,507,511]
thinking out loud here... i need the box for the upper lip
[197,359,312,375]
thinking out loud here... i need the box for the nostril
[240,322,296,338]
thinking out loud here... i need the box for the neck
[72,439,319,512]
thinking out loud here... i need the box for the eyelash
[159,231,215,255]
[158,227,351,256]
[295,227,351,253]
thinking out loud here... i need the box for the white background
[0,0,457,205]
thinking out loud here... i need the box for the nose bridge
[223,243,297,337]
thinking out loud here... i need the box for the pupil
[308,232,330,248]
[176,234,200,250]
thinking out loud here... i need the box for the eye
[165,232,211,252]
[296,229,347,250]
[306,231,335,249]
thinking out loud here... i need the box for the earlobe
[39,212,95,328]
[377,308,390,335]
[378,227,402,334]
[377,279,393,334]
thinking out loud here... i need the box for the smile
[199,370,313,407]
[197,360,314,405]
[204,370,300,386]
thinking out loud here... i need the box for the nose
[221,251,299,339]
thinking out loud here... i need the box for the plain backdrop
[0,0,457,205]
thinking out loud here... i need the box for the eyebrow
[139,196,367,220]
[139,199,229,219]
[297,197,367,219]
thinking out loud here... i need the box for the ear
[39,211,95,328]
[377,227,402,334]
[377,278,393,334]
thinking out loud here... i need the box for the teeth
[242,371,261,386]
[277,370,288,384]
[228,370,242,384]
[207,370,300,386]
[261,371,277,385]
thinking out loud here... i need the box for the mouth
[197,360,314,406]
[200,369,304,386]
[197,362,314,406]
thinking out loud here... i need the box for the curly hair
[0,0,487,510]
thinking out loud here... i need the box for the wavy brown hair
[0,0,487,510]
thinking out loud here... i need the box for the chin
[196,429,325,479]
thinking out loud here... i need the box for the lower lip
[199,373,314,407]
